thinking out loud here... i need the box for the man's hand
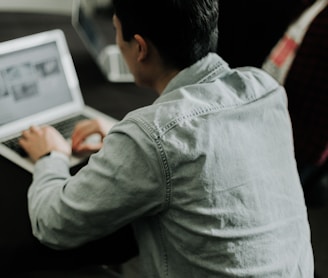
[19,125,71,162]
[71,118,112,154]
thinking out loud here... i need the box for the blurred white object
[262,0,328,84]
[72,0,134,83]
[0,0,73,15]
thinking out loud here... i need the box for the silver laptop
[0,29,118,173]
[71,0,134,83]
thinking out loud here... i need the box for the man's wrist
[39,152,51,159]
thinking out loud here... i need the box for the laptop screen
[0,29,119,172]
[0,29,85,139]
[0,42,73,126]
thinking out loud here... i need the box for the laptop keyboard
[3,136,28,157]
[51,114,89,138]
[3,114,89,157]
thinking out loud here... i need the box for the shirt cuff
[39,151,70,162]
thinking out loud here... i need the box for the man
[19,0,314,277]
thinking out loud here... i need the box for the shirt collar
[161,53,230,96]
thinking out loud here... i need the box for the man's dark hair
[113,0,219,70]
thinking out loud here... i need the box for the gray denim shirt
[28,53,314,277]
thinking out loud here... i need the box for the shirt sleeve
[28,119,167,250]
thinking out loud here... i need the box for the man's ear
[134,34,148,62]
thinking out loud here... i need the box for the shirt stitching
[126,118,172,211]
